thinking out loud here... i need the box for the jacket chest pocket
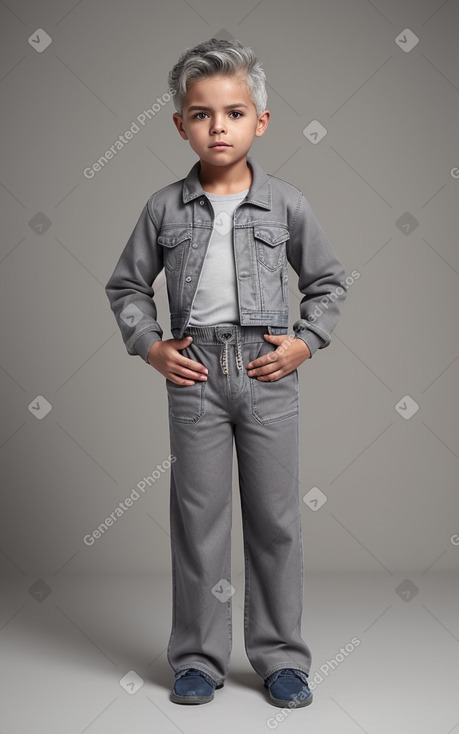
[253,226,289,271]
[158,228,192,273]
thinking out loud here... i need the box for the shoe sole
[170,692,214,705]
[267,691,313,708]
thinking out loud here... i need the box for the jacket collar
[182,154,271,209]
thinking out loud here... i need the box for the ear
[173,112,189,140]
[255,109,271,137]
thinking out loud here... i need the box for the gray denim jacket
[105,154,347,362]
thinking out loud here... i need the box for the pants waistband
[183,323,287,345]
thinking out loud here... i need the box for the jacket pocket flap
[157,229,192,248]
[254,226,290,247]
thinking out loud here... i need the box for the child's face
[173,73,270,168]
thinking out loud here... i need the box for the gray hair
[168,38,268,116]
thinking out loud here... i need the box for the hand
[246,334,311,381]
[147,336,208,385]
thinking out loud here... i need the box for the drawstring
[235,330,243,372]
[220,340,229,375]
[219,330,243,375]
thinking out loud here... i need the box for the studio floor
[0,572,458,733]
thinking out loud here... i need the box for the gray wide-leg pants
[165,324,312,686]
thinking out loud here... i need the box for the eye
[229,110,243,119]
[193,112,208,119]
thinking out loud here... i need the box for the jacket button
[192,243,198,249]
[199,199,205,205]
[185,276,192,282]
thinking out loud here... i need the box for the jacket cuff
[293,320,327,356]
[133,331,162,363]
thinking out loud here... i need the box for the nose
[211,116,227,134]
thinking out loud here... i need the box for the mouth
[209,142,231,148]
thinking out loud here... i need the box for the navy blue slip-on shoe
[264,668,313,708]
[170,668,222,705]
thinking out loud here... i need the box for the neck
[199,158,252,195]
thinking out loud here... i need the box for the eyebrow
[186,103,250,112]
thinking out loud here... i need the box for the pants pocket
[165,344,207,424]
[166,378,206,424]
[249,342,299,425]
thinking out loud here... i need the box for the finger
[248,343,288,369]
[177,355,208,374]
[168,365,208,385]
[176,365,208,380]
[174,335,193,347]
[257,368,286,381]
[171,344,208,374]
[246,352,279,371]
[248,360,284,377]
[168,374,197,386]
[262,333,284,345]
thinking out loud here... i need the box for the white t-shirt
[189,188,249,326]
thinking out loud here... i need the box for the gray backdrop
[1,0,458,583]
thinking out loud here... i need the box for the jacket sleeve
[287,192,347,356]
[105,198,164,362]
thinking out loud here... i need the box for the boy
[105,38,347,708]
